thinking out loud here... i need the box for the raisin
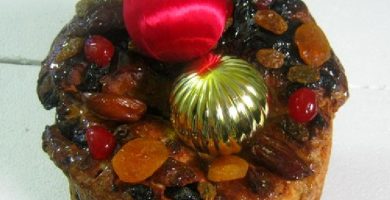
[208,156,249,182]
[78,64,109,92]
[76,0,97,17]
[165,185,201,200]
[125,184,155,200]
[114,124,135,141]
[153,158,198,187]
[272,38,302,67]
[72,129,88,148]
[254,10,288,35]
[295,22,331,67]
[254,0,276,10]
[280,117,310,142]
[55,37,84,63]
[319,58,341,95]
[287,65,320,84]
[272,0,308,20]
[112,138,168,183]
[256,48,285,69]
[197,182,217,200]
[219,0,267,58]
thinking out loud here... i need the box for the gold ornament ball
[170,56,268,155]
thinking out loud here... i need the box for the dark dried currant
[78,64,110,92]
[165,185,201,200]
[125,184,155,200]
[152,158,198,187]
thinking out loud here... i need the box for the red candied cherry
[288,88,318,123]
[84,35,115,67]
[86,126,116,160]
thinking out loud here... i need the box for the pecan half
[250,134,313,180]
[86,93,146,122]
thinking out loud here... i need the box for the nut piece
[295,22,331,67]
[255,10,288,35]
[86,93,146,122]
[256,48,285,69]
[251,134,313,180]
[287,65,320,84]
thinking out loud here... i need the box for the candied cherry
[86,126,116,160]
[288,88,318,123]
[84,35,115,67]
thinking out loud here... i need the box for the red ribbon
[123,0,232,62]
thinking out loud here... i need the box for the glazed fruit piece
[38,0,348,199]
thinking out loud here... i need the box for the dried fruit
[86,93,146,122]
[112,138,169,183]
[280,117,310,142]
[124,184,155,200]
[287,65,320,84]
[208,155,249,182]
[76,0,96,17]
[101,71,140,95]
[254,10,288,35]
[272,0,308,20]
[78,64,109,92]
[152,158,198,187]
[198,182,217,200]
[251,134,313,180]
[288,88,318,123]
[256,48,285,68]
[86,126,116,160]
[254,0,275,10]
[295,22,331,67]
[84,35,115,67]
[165,185,201,200]
[55,37,84,63]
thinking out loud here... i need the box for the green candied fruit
[280,117,310,143]
[76,0,97,17]
[198,182,217,200]
[55,37,85,63]
[287,65,320,84]
[76,0,123,17]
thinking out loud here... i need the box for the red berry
[84,35,115,67]
[86,126,116,160]
[288,88,318,123]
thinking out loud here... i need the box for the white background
[0,0,389,199]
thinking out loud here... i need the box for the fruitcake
[37,0,348,199]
